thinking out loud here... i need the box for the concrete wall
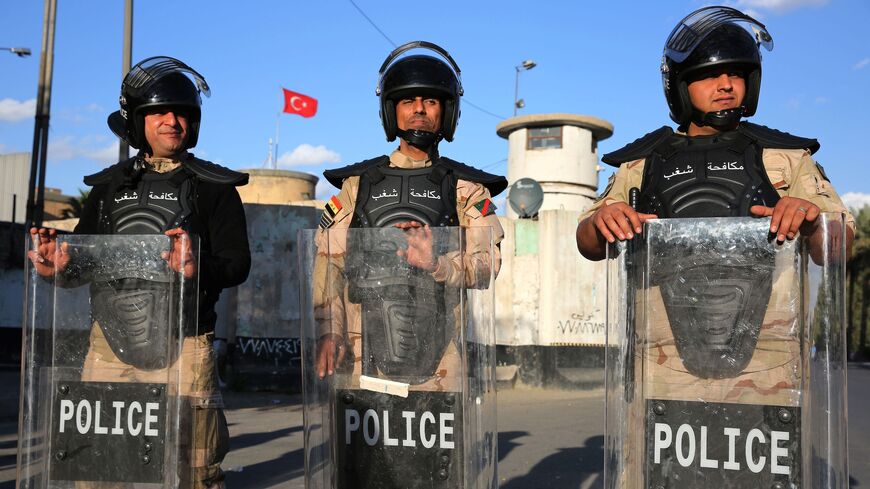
[0,153,30,224]
[213,203,320,389]
[492,210,607,348]
[215,203,320,340]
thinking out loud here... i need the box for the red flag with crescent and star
[282,88,318,118]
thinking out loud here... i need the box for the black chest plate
[637,134,780,218]
[109,170,190,234]
[351,165,458,228]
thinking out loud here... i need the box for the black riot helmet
[661,6,773,130]
[108,56,210,154]
[377,41,463,149]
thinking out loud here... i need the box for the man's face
[395,96,442,133]
[686,68,746,114]
[142,107,190,158]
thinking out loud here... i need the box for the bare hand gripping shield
[299,226,497,489]
[604,215,849,489]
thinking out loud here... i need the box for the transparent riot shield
[299,226,497,489]
[18,234,200,488]
[604,214,849,488]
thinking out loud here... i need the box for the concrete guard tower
[496,113,613,217]
[491,113,614,388]
[236,169,319,205]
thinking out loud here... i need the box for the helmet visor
[124,56,210,99]
[665,6,773,64]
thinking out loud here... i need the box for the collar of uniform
[389,149,431,169]
[144,152,189,173]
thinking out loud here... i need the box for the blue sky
[1,0,868,210]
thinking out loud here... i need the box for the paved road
[0,364,866,488]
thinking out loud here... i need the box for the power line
[346,0,505,121]
[480,158,507,170]
[347,0,397,48]
[464,99,506,120]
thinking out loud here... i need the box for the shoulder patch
[814,162,830,182]
[473,199,497,216]
[597,173,616,201]
[319,195,343,229]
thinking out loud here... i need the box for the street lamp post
[514,59,537,116]
[26,0,58,230]
[0,47,32,57]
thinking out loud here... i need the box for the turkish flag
[282,88,318,118]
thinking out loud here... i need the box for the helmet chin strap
[396,129,442,154]
[691,107,745,131]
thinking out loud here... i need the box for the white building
[492,114,614,386]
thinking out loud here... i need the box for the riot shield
[299,225,497,489]
[604,214,849,488]
[18,234,201,488]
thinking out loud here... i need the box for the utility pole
[25,0,57,230]
[118,0,133,161]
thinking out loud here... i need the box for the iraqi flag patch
[319,195,343,229]
[473,198,496,216]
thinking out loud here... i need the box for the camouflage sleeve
[762,149,856,231]
[431,179,504,288]
[578,158,646,222]
[313,177,358,339]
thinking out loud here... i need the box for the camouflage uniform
[314,150,504,392]
[587,138,854,487]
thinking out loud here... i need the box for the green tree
[61,188,90,219]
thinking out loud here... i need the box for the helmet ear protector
[377,41,463,143]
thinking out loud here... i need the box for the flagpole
[274,111,280,170]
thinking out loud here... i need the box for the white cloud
[814,96,830,105]
[314,178,333,201]
[87,141,121,164]
[853,58,870,70]
[0,98,36,122]
[277,143,341,168]
[493,196,507,216]
[841,192,870,211]
[48,135,119,165]
[735,0,829,13]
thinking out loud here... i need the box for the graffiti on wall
[556,311,604,337]
[235,336,301,362]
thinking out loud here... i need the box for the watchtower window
[527,126,562,150]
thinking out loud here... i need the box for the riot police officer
[576,6,854,259]
[29,56,250,488]
[577,8,855,487]
[314,41,506,382]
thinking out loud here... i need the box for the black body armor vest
[81,156,247,369]
[350,162,459,228]
[108,167,192,233]
[347,161,457,382]
[636,130,780,218]
[602,123,820,379]
[324,155,505,383]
